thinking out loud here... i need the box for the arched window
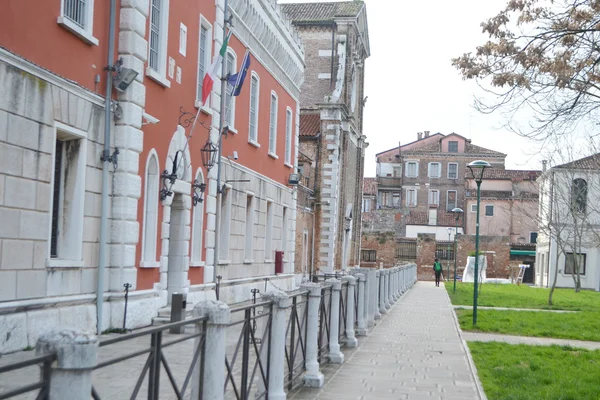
[572,178,588,213]
[141,151,160,266]
[225,48,237,129]
[191,169,205,265]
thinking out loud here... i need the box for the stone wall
[416,234,436,281]
[359,232,395,268]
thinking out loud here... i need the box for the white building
[536,154,600,291]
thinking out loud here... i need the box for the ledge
[46,259,85,268]
[227,126,238,135]
[194,100,213,115]
[243,259,255,264]
[218,259,231,265]
[248,139,260,148]
[190,262,206,268]
[268,152,278,159]
[146,67,171,88]
[284,162,293,169]
[57,17,99,46]
[139,261,160,269]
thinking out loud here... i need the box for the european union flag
[227,49,251,97]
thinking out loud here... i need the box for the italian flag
[201,30,232,106]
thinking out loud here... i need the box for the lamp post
[451,207,463,294]
[467,160,491,326]
[446,227,452,282]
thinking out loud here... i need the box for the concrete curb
[444,285,488,400]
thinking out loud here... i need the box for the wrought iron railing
[317,285,332,364]
[0,352,55,400]
[91,316,208,400]
[284,290,309,391]
[339,280,349,344]
[225,301,273,400]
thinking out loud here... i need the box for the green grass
[456,309,600,342]
[469,342,600,399]
[446,282,600,312]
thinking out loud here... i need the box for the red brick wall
[416,234,436,280]
[359,232,395,268]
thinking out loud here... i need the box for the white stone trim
[268,90,278,155]
[284,106,293,165]
[191,168,206,266]
[141,149,160,265]
[179,23,187,56]
[57,0,98,46]
[224,47,237,129]
[0,48,104,107]
[248,71,260,144]
[196,14,213,103]
[146,0,170,84]
[318,73,331,80]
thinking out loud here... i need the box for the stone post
[366,269,376,327]
[342,275,357,348]
[354,273,367,336]
[378,269,386,315]
[374,270,382,320]
[326,279,344,363]
[192,300,230,400]
[388,269,395,305]
[301,283,324,388]
[35,330,98,400]
[393,268,399,299]
[262,290,291,400]
[383,270,391,309]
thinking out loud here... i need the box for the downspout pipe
[97,0,117,334]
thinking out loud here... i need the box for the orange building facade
[0,0,304,352]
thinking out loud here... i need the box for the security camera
[233,151,239,160]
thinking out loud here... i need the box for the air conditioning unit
[414,183,420,186]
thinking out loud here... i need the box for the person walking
[433,258,443,287]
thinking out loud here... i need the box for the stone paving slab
[454,305,577,313]
[462,331,600,350]
[289,281,484,400]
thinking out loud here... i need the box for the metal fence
[284,290,309,391]
[91,316,208,400]
[0,352,54,400]
[396,240,417,261]
[435,241,455,261]
[317,285,332,364]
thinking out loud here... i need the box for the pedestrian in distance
[433,258,443,287]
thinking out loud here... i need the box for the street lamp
[451,207,463,294]
[446,227,453,282]
[467,160,491,325]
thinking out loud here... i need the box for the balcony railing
[376,176,403,187]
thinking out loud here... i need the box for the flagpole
[213,0,230,288]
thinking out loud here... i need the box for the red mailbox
[275,251,284,274]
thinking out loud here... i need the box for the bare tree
[452,0,600,140]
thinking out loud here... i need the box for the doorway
[167,194,186,304]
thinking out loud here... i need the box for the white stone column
[191,300,230,400]
[326,279,344,363]
[301,283,324,388]
[354,273,367,336]
[366,269,376,327]
[393,268,399,299]
[262,290,291,400]
[374,270,382,320]
[378,269,386,315]
[341,276,357,348]
[388,269,395,305]
[36,330,98,400]
[383,270,390,309]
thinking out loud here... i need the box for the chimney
[428,208,437,226]
[417,132,423,140]
[424,130,430,138]
[542,160,548,172]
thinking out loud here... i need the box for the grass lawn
[446,282,600,312]
[469,342,600,400]
[455,309,600,342]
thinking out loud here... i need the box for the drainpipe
[97,0,117,334]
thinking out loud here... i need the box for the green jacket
[433,262,442,272]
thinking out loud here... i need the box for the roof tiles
[281,1,365,22]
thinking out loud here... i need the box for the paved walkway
[289,281,485,400]
[461,332,600,350]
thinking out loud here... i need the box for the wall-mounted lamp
[201,140,218,170]
[112,57,139,92]
[288,173,300,186]
[192,180,206,206]
[160,151,182,201]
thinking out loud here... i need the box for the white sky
[279,0,544,176]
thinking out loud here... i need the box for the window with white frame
[141,152,160,266]
[406,189,417,206]
[244,194,255,261]
[265,201,274,260]
[268,92,278,155]
[196,17,212,104]
[405,161,418,178]
[225,49,236,127]
[428,189,439,205]
[446,190,457,211]
[249,73,259,144]
[58,0,98,45]
[362,198,371,212]
[50,123,87,264]
[530,232,538,244]
[219,186,232,260]
[470,204,477,213]
[565,252,586,275]
[191,169,205,265]
[179,23,187,56]
[392,192,401,206]
[285,108,293,165]
[485,204,494,216]
[147,0,170,86]
[428,162,441,178]
[447,163,458,179]
[281,206,288,254]
[393,166,402,177]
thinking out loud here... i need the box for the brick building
[0,0,303,352]
[283,1,370,273]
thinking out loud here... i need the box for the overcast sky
[280,0,544,176]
